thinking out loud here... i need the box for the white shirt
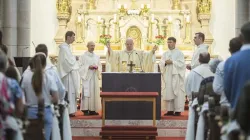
[21,69,58,107]
[213,61,230,106]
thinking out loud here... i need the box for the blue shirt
[224,44,250,108]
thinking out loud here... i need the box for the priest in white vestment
[79,41,102,116]
[106,38,157,72]
[57,31,80,117]
[185,52,214,140]
[186,32,209,70]
[159,37,186,116]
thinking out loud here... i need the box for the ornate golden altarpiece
[52,0,215,66]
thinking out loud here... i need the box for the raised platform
[70,111,188,138]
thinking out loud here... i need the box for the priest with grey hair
[209,58,222,73]
[78,41,102,116]
[106,38,158,72]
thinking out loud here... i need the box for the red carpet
[71,110,188,120]
[72,137,185,140]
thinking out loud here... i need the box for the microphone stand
[136,52,144,73]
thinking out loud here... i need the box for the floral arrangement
[154,35,166,45]
[99,35,112,45]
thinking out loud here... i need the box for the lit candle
[78,16,82,22]
[141,4,144,8]
[151,14,154,22]
[97,16,101,22]
[114,14,117,22]
[186,15,190,22]
[168,16,172,22]
[147,4,150,8]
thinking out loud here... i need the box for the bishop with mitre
[106,38,158,72]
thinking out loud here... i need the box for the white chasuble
[57,42,80,114]
[159,48,186,111]
[106,49,156,72]
[79,51,102,112]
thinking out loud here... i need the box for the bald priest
[106,38,158,72]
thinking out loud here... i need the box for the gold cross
[127,61,135,73]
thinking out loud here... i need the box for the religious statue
[173,19,181,40]
[76,5,85,43]
[197,0,212,14]
[86,0,97,10]
[172,0,181,10]
[56,0,72,15]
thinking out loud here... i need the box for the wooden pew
[207,97,221,140]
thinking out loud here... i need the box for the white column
[235,0,249,35]
[17,0,31,57]
[2,0,17,58]
[0,0,3,30]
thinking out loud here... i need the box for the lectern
[14,57,31,72]
[102,72,161,120]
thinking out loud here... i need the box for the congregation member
[224,22,250,108]
[21,52,58,140]
[213,37,242,107]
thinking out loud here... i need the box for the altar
[52,0,216,66]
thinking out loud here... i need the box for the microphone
[22,46,29,57]
[32,41,36,47]
[136,52,144,72]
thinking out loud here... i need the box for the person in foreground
[21,52,58,140]
[159,37,186,116]
[213,37,242,107]
[224,22,250,109]
[79,41,102,116]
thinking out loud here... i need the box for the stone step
[71,119,188,128]
[71,119,187,137]
[72,128,186,137]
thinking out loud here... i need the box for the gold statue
[86,0,97,10]
[172,0,181,10]
[76,5,85,43]
[56,0,71,15]
[197,0,211,14]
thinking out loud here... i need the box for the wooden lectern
[100,92,158,140]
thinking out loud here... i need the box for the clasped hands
[89,65,98,70]
[165,60,173,65]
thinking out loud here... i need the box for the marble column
[235,0,249,35]
[2,0,17,58]
[17,0,31,57]
[0,0,3,30]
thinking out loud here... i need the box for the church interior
[1,0,250,140]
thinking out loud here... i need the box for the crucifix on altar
[127,61,135,73]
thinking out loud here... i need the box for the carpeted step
[100,125,158,139]
[102,125,157,131]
